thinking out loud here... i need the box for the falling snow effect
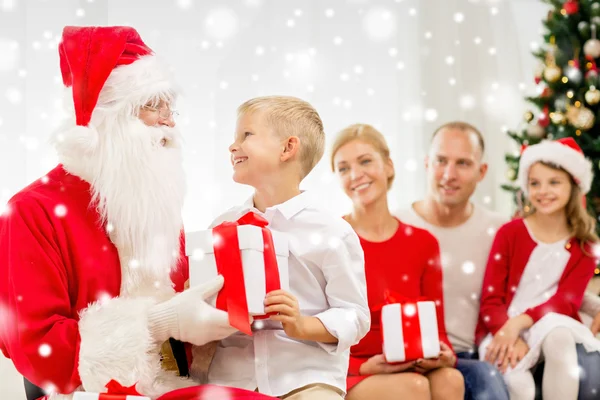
[309,232,323,245]
[54,204,67,218]
[38,343,52,357]
[403,304,416,317]
[205,8,238,40]
[462,261,475,275]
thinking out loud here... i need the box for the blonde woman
[331,124,464,400]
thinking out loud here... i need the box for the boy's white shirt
[206,191,370,396]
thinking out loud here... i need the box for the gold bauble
[567,105,596,130]
[534,62,545,78]
[550,112,566,124]
[526,124,546,138]
[524,111,534,122]
[507,169,516,180]
[585,87,600,105]
[584,39,600,59]
[543,65,562,82]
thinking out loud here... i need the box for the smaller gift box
[186,212,289,335]
[73,392,149,400]
[381,301,441,363]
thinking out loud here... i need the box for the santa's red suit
[0,26,273,400]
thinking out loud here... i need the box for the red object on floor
[156,385,277,400]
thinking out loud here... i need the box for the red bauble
[538,106,551,128]
[564,0,579,15]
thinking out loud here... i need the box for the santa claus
[0,26,271,400]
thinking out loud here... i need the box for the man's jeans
[456,351,510,400]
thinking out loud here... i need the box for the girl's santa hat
[57,26,174,137]
[518,137,593,194]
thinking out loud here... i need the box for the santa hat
[518,137,593,195]
[58,26,174,127]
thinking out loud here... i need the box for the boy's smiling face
[229,111,285,186]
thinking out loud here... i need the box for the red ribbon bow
[36,380,144,400]
[372,289,428,312]
[104,380,143,396]
[212,211,281,335]
[379,290,430,363]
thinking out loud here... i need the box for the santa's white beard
[55,116,186,297]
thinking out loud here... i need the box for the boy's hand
[264,289,307,339]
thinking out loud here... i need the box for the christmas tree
[503,0,600,236]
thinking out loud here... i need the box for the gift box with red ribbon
[72,380,149,400]
[73,394,149,400]
[186,212,289,335]
[381,300,440,363]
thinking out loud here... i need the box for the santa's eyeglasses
[142,105,179,120]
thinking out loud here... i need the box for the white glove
[148,275,237,346]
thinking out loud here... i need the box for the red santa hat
[518,137,593,195]
[58,25,174,127]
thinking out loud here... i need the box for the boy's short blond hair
[237,95,325,179]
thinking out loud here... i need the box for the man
[0,26,260,399]
[397,121,600,399]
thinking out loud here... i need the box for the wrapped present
[73,394,149,400]
[157,385,277,399]
[186,212,289,335]
[381,301,441,363]
[73,379,149,400]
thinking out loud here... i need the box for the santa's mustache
[143,124,182,149]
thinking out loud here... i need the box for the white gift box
[73,392,149,400]
[186,224,289,316]
[381,301,441,363]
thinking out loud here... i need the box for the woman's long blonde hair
[524,161,598,251]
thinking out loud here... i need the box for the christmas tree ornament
[586,55,599,83]
[507,168,517,180]
[527,123,546,138]
[538,105,551,127]
[540,85,554,98]
[524,111,534,122]
[566,104,595,130]
[584,25,600,58]
[563,0,579,15]
[585,85,600,105]
[579,21,592,39]
[544,65,562,82]
[550,111,566,124]
[534,62,545,84]
[584,39,600,58]
[592,2,600,17]
[543,41,562,82]
[554,94,569,110]
[564,60,583,85]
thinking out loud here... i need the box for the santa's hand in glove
[148,275,237,345]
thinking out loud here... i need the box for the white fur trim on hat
[517,140,593,194]
[96,54,177,116]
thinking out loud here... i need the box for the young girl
[331,124,464,400]
[477,137,599,400]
